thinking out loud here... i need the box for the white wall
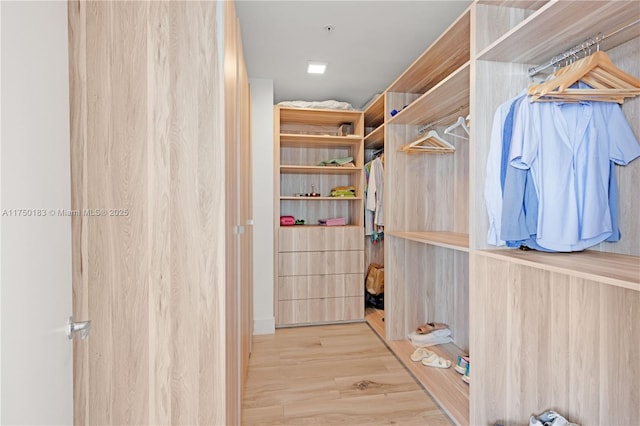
[1,1,73,423]
[250,78,275,335]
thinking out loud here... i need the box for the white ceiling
[235,0,472,110]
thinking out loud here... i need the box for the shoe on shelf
[462,361,470,384]
[410,347,434,362]
[455,355,469,375]
[416,322,448,334]
[421,354,451,369]
[532,410,580,426]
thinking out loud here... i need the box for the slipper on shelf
[410,347,435,362]
[421,354,452,369]
[416,322,448,335]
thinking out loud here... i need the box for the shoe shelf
[477,249,640,291]
[387,231,469,252]
[365,308,469,425]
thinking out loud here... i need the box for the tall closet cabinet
[363,1,640,425]
[68,1,252,424]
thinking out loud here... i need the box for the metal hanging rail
[528,18,640,77]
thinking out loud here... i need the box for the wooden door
[68,2,239,424]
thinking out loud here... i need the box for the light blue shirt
[485,92,526,246]
[509,100,640,251]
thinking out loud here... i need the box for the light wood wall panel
[238,18,253,390]
[69,1,250,424]
[472,253,640,425]
[223,1,240,423]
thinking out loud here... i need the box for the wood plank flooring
[241,322,453,425]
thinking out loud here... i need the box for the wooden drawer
[279,226,363,252]
[278,274,362,301]
[278,296,364,325]
[278,250,364,276]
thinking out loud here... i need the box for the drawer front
[278,274,362,300]
[278,296,364,325]
[279,226,363,252]
[278,250,364,276]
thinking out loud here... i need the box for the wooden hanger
[399,130,455,154]
[528,51,640,103]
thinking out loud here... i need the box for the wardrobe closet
[359,1,639,425]
[68,1,252,424]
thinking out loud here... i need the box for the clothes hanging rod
[417,106,466,135]
[528,18,640,77]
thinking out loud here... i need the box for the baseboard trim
[253,317,276,335]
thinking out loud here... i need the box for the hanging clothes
[486,84,640,252]
[364,156,384,242]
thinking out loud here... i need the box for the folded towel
[408,329,452,347]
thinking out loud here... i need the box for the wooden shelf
[476,0,547,10]
[364,124,385,150]
[387,8,471,94]
[363,94,384,128]
[280,196,362,201]
[280,224,362,229]
[280,165,362,175]
[388,231,470,252]
[387,62,470,127]
[279,107,363,128]
[477,1,640,65]
[280,133,361,148]
[365,308,469,425]
[477,249,640,291]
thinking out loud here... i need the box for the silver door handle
[66,316,91,340]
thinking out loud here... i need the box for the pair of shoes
[421,353,451,369]
[530,410,580,426]
[410,347,434,362]
[454,355,469,375]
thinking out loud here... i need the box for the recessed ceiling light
[307,61,327,74]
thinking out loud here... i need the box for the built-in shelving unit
[275,106,366,326]
[471,1,640,425]
[361,1,640,425]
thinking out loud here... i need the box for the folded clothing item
[331,185,356,197]
[318,156,354,166]
[408,328,452,347]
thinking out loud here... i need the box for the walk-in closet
[262,1,640,425]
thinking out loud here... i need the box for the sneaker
[533,410,580,426]
[455,355,469,375]
[462,360,470,384]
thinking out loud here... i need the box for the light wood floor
[241,322,453,425]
